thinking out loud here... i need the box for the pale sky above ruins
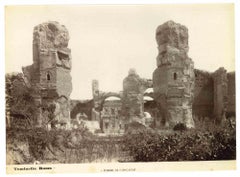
[5,4,234,99]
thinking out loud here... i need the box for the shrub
[122,127,235,162]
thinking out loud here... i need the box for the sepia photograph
[4,3,236,174]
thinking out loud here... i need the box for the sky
[5,4,235,99]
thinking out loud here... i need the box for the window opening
[47,73,51,81]
[174,72,177,80]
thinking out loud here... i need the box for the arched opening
[144,88,153,94]
[47,73,51,81]
[143,93,157,127]
[174,72,177,80]
[143,96,154,101]
[104,96,121,101]
[100,95,122,133]
[101,96,121,115]
[99,95,121,110]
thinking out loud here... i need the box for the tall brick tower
[153,21,195,128]
[22,21,72,129]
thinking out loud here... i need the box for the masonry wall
[56,67,72,98]
[193,69,214,119]
[227,72,235,116]
[122,69,145,118]
[192,69,236,121]
[212,68,228,123]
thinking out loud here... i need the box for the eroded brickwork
[193,69,214,118]
[122,69,152,119]
[22,21,72,128]
[227,72,235,115]
[192,69,235,122]
[153,21,195,128]
[213,67,228,123]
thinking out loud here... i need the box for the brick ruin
[212,68,228,123]
[15,21,235,132]
[86,70,152,133]
[152,21,235,129]
[193,68,235,123]
[22,21,72,129]
[193,69,214,119]
[226,72,236,116]
[122,69,152,120]
[153,21,195,128]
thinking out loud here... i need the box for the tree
[6,73,38,128]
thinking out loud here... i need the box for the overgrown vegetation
[7,117,236,164]
[6,126,127,164]
[122,120,236,162]
[6,73,37,128]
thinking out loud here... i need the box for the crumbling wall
[226,72,235,116]
[122,69,152,119]
[212,67,228,123]
[153,21,195,128]
[193,69,214,119]
[193,69,235,122]
[22,21,72,128]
